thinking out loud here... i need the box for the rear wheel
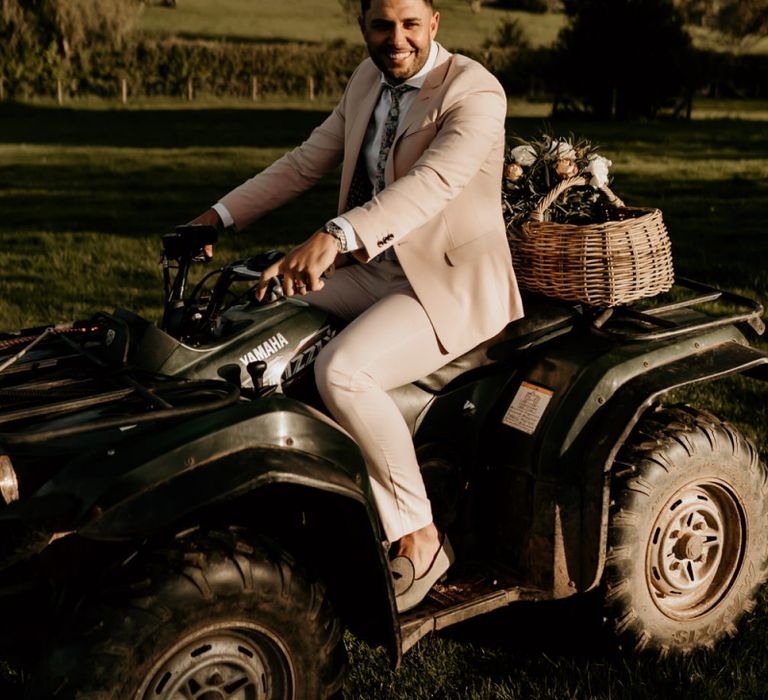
[604,404,768,655]
[34,529,346,699]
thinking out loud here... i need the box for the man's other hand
[257,229,338,301]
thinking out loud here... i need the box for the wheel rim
[646,479,746,620]
[137,622,293,700]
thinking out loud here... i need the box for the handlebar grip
[162,225,219,262]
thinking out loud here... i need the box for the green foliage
[677,0,768,40]
[553,0,694,119]
[41,0,140,56]
[0,37,368,100]
[483,17,531,49]
[4,0,766,105]
[0,0,141,95]
[0,0,141,54]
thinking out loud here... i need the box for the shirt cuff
[328,216,362,252]
[212,202,234,229]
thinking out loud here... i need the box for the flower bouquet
[503,132,616,237]
[502,132,674,308]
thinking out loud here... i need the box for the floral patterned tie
[374,83,415,194]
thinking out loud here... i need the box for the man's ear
[358,14,365,35]
[430,11,440,39]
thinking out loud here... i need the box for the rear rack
[589,277,765,341]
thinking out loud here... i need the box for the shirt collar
[380,41,439,90]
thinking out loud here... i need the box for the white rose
[586,154,612,189]
[510,145,536,166]
[549,140,576,160]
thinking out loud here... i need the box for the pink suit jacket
[219,44,524,354]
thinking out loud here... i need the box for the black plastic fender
[572,340,768,593]
[32,396,402,660]
[487,318,768,597]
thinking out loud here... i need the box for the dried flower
[555,159,578,179]
[550,140,577,160]
[502,131,617,238]
[509,144,536,166]
[505,162,524,181]
[586,154,613,189]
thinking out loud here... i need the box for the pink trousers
[305,260,467,543]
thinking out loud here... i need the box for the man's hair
[360,0,434,17]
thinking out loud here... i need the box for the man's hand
[187,208,221,258]
[257,229,338,301]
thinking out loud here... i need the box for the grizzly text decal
[282,325,337,380]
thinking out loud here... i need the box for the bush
[1,29,766,106]
[484,18,531,49]
[0,38,368,99]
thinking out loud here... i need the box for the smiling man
[361,0,438,83]
[190,0,522,612]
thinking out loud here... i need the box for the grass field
[136,0,768,54]
[1,98,768,697]
[138,0,567,49]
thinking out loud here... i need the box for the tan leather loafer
[393,534,455,613]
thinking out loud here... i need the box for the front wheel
[603,404,768,655]
[35,529,346,699]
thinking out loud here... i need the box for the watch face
[325,223,347,252]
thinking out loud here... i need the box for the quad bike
[1,223,768,698]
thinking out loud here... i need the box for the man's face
[359,0,440,85]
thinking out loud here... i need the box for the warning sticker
[502,381,554,435]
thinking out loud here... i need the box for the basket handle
[529,176,626,223]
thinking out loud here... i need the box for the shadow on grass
[3,103,767,161]
[0,163,341,239]
[0,102,332,149]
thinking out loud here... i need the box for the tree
[41,0,141,57]
[675,0,768,46]
[0,0,142,98]
[553,0,694,119]
[1,0,141,59]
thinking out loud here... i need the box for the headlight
[0,454,19,504]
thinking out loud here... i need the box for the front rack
[0,315,239,445]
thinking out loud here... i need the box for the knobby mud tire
[604,404,768,656]
[33,529,347,700]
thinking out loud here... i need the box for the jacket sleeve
[342,70,507,261]
[217,95,349,231]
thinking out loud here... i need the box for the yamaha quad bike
[1,223,768,699]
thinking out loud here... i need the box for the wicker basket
[509,176,675,307]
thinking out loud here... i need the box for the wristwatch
[323,221,348,253]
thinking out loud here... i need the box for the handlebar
[160,224,285,341]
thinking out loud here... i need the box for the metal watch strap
[324,221,348,253]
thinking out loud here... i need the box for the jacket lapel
[395,45,452,141]
[385,46,452,184]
